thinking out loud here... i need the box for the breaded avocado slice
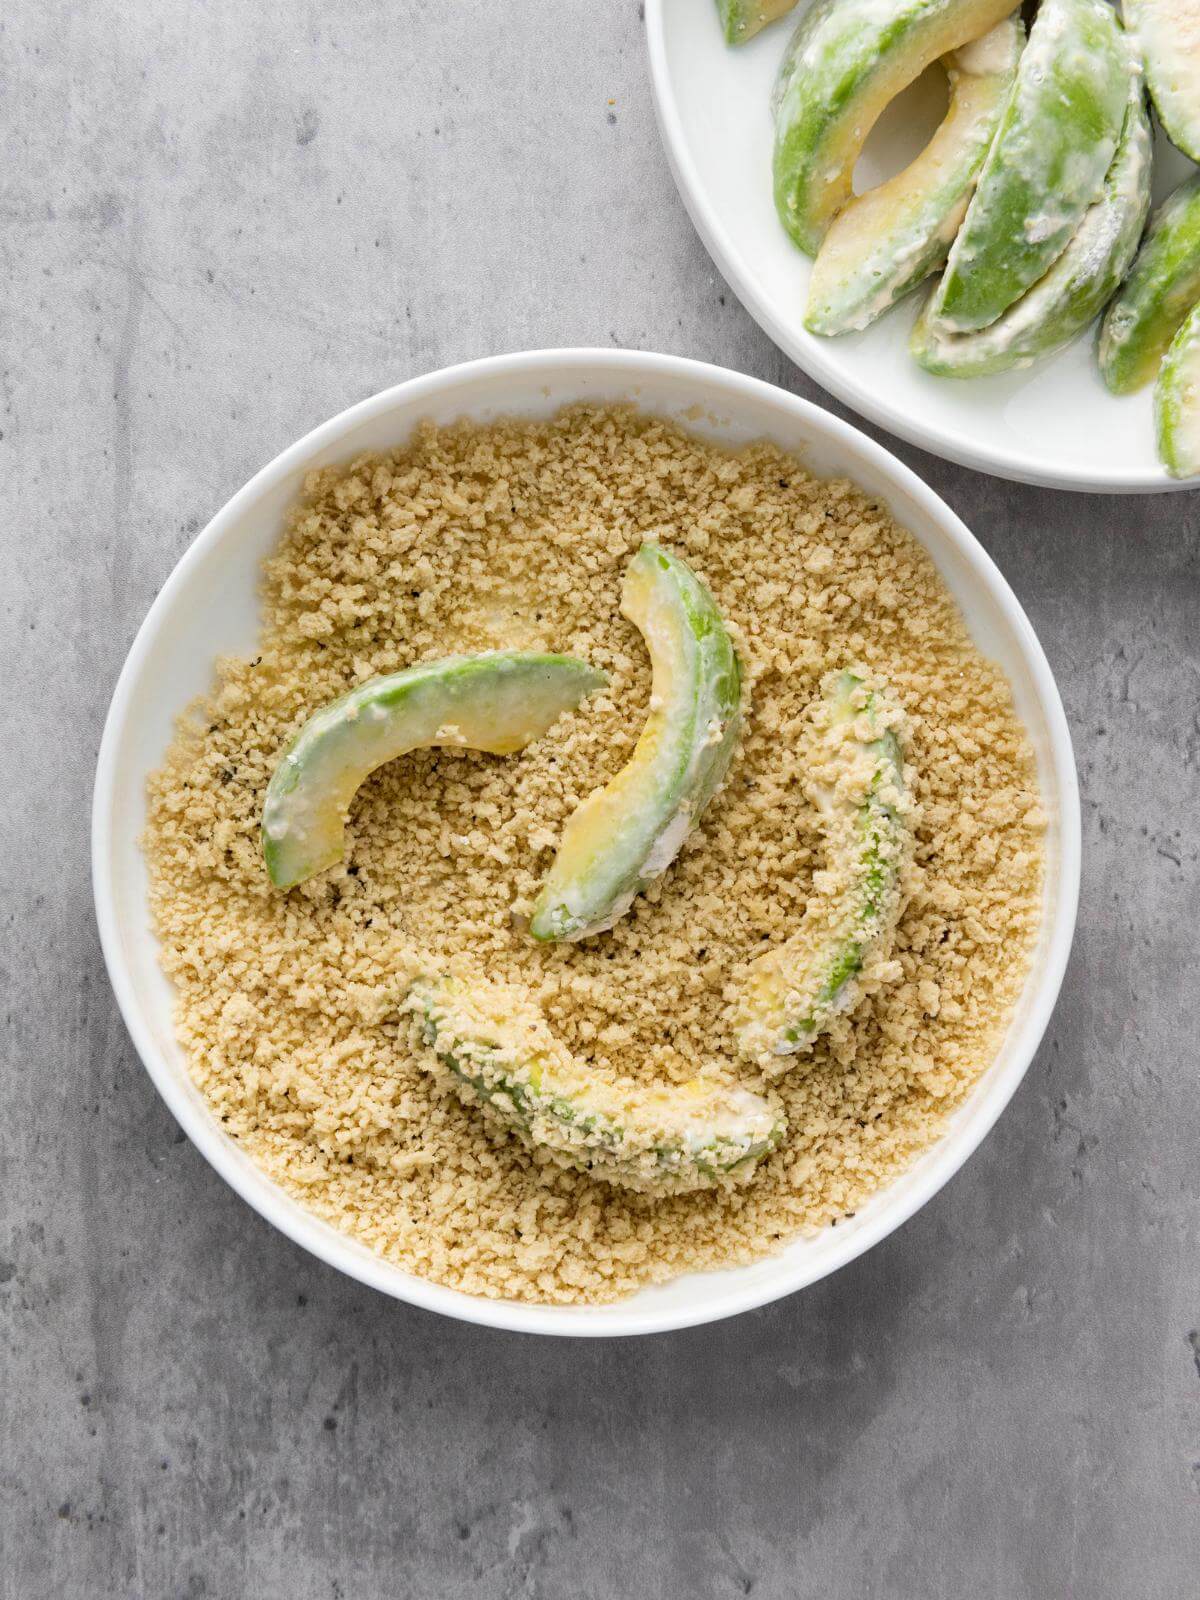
[1155,299,1200,479]
[912,75,1152,376]
[530,544,742,943]
[1099,174,1200,395]
[262,653,605,890]
[736,670,911,1070]
[772,0,1020,256]
[805,17,1023,336]
[407,973,784,1195]
[930,0,1129,332]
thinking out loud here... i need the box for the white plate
[645,0,1197,493]
[92,348,1080,1336]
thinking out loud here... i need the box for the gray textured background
[2,2,1198,1595]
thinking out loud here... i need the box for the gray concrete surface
[2,2,1198,1595]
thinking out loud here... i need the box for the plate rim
[91,346,1082,1337]
[643,0,1193,496]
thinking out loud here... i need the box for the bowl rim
[91,346,1081,1337]
[642,0,1190,496]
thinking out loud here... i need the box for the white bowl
[645,0,1197,493]
[92,348,1080,1336]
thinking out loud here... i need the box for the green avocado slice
[912,76,1151,377]
[1155,300,1200,479]
[261,652,605,890]
[805,17,1023,337]
[930,0,1129,332]
[735,671,911,1070]
[716,0,797,46]
[1099,174,1200,396]
[529,544,742,943]
[407,973,784,1194]
[772,0,1021,257]
[1123,0,1200,162]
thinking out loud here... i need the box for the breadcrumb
[144,405,1044,1305]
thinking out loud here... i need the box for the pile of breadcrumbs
[145,405,1044,1304]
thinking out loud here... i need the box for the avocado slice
[1155,299,1200,479]
[912,76,1151,377]
[1099,174,1200,396]
[930,0,1130,332]
[772,0,1020,256]
[529,544,742,943]
[716,0,797,46]
[805,18,1023,337]
[736,671,911,1070]
[261,652,605,890]
[1123,0,1200,162]
[408,973,784,1194]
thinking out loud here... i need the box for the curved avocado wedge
[262,652,605,890]
[1123,0,1200,162]
[931,0,1129,333]
[1099,174,1200,396]
[530,544,742,943]
[1155,300,1200,479]
[716,0,797,46]
[805,18,1023,337]
[772,0,1019,256]
[736,671,911,1071]
[407,974,784,1195]
[913,78,1152,377]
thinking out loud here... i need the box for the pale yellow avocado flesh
[806,20,1021,334]
[533,559,685,915]
[529,544,741,942]
[262,653,604,890]
[773,0,1020,254]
